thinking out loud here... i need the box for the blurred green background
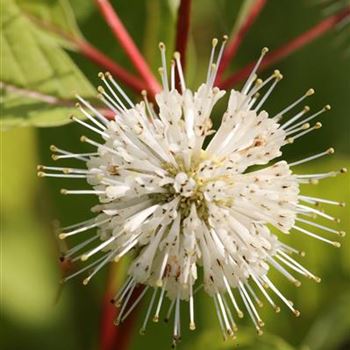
[1,0,350,349]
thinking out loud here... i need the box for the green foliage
[0,0,94,128]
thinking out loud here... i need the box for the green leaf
[17,0,81,36]
[1,0,95,128]
[16,0,82,49]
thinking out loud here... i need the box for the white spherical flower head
[39,39,346,344]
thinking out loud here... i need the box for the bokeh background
[1,1,350,349]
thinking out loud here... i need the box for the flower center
[156,160,211,220]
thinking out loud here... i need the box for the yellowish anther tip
[58,233,66,240]
[223,34,229,41]
[339,231,346,237]
[51,154,58,161]
[310,179,319,185]
[300,251,306,257]
[306,88,315,96]
[81,255,88,262]
[295,281,302,287]
[37,165,44,170]
[98,72,104,79]
[257,328,264,336]
[315,122,322,128]
[50,145,57,152]
[82,278,90,286]
[97,86,104,93]
[287,137,294,144]
[275,306,281,313]
[262,47,269,54]
[328,147,335,154]
[141,90,147,96]
[159,42,165,50]
[105,71,112,78]
[139,329,146,336]
[340,202,346,207]
[37,171,45,177]
[152,316,159,323]
[189,322,196,331]
[256,78,263,85]
[212,38,218,47]
[314,277,322,283]
[294,310,301,317]
[75,102,81,108]
[114,257,120,263]
[273,70,283,80]
[303,123,310,129]
[238,311,244,318]
[174,51,180,59]
[304,105,310,112]
[80,135,87,142]
[156,279,163,287]
[333,241,341,248]
[325,104,331,111]
[60,189,67,195]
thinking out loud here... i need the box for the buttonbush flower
[38,39,346,345]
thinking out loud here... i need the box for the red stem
[76,39,145,92]
[219,6,350,89]
[95,0,161,96]
[216,0,266,84]
[26,14,145,94]
[175,0,192,71]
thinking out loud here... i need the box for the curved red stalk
[219,6,350,89]
[25,14,145,94]
[95,0,161,96]
[175,0,192,72]
[216,0,266,84]
[77,39,145,92]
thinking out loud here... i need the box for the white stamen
[290,148,334,167]
[242,47,269,94]
[274,88,314,120]
[293,225,340,247]
[174,52,186,92]
[121,286,149,322]
[105,72,135,108]
[140,288,158,334]
[76,95,109,125]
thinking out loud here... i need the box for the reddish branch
[216,0,266,84]
[219,6,350,89]
[77,39,145,92]
[175,0,192,71]
[26,14,145,93]
[95,0,161,95]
